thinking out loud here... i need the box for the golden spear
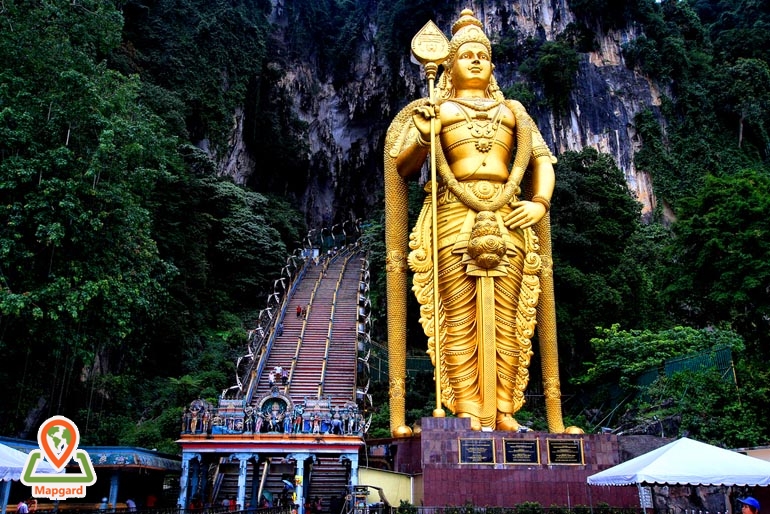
[410,21,449,418]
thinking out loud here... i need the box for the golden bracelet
[415,134,430,147]
[531,195,551,212]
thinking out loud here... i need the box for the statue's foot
[391,425,413,438]
[496,413,520,432]
[459,413,482,431]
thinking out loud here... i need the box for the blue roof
[0,437,180,472]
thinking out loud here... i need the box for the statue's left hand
[504,201,547,229]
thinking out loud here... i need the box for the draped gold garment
[407,180,542,428]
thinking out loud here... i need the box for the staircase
[252,263,320,400]
[306,456,350,514]
[214,459,296,508]
[208,249,365,510]
[321,256,360,400]
[251,252,360,406]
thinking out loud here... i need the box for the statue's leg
[494,251,533,431]
[437,241,482,429]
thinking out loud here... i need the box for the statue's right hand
[412,104,442,143]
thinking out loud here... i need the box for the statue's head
[437,9,502,101]
[445,9,491,71]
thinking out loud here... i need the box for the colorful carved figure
[293,405,305,433]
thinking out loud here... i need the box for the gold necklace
[451,97,501,111]
[454,103,503,153]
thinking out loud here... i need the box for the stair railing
[244,252,311,406]
[209,457,227,507]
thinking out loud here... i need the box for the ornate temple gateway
[177,243,372,514]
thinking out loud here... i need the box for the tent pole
[0,480,10,514]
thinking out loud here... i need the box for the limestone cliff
[218,0,665,225]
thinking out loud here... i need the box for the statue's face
[451,41,492,90]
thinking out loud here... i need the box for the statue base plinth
[388,417,639,508]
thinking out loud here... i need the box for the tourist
[739,497,761,514]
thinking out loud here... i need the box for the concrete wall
[358,468,420,506]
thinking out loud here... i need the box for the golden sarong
[408,180,541,428]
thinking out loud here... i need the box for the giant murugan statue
[384,9,574,435]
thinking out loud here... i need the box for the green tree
[204,178,289,304]
[641,365,766,447]
[575,324,744,391]
[521,40,580,114]
[664,168,770,357]
[0,0,180,436]
[549,149,650,371]
[720,58,770,149]
[117,0,271,149]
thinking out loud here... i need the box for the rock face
[220,0,665,225]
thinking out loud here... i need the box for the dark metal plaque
[503,439,540,464]
[546,439,584,465]
[459,438,495,464]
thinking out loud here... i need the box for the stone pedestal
[417,417,639,508]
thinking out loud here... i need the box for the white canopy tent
[0,443,58,514]
[587,437,770,487]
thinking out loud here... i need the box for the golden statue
[384,9,575,434]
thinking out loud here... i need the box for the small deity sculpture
[311,414,321,435]
[243,407,254,433]
[293,405,305,433]
[330,408,343,435]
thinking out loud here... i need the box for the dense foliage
[664,169,770,357]
[0,0,304,451]
[1,0,770,452]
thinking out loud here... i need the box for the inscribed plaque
[546,439,584,465]
[503,439,540,464]
[459,438,495,464]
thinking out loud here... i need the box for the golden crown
[447,9,491,64]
